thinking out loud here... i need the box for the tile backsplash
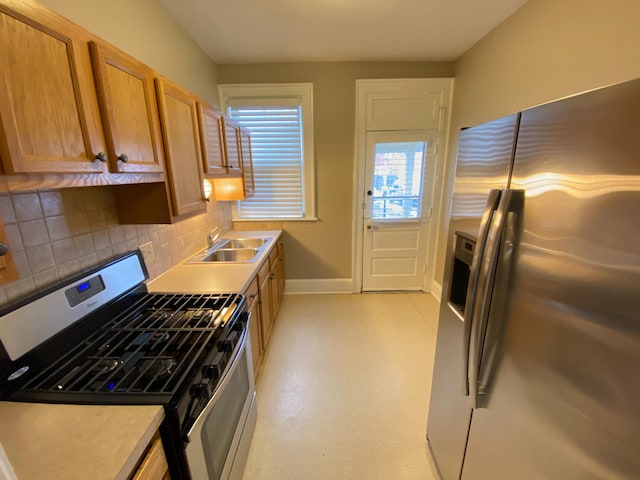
[0,187,232,306]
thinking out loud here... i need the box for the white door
[361,130,437,291]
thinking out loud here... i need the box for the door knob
[367,190,372,196]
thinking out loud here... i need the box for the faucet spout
[207,226,229,249]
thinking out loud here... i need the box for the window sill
[232,217,319,222]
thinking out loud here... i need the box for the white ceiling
[159,0,528,64]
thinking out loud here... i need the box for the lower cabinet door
[133,436,170,480]
[258,261,273,349]
[245,277,263,376]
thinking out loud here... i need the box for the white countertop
[0,402,164,480]
[147,230,282,294]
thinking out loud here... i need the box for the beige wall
[0,0,231,305]
[434,0,640,283]
[39,0,220,105]
[218,62,454,280]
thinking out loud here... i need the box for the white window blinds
[228,102,305,219]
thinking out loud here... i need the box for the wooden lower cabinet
[244,276,263,375]
[257,259,273,353]
[132,435,170,480]
[275,240,285,306]
[269,240,285,319]
[241,239,285,381]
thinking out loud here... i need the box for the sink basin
[219,238,268,249]
[188,247,260,263]
[201,248,260,262]
[186,236,271,264]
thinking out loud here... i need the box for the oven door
[185,320,257,480]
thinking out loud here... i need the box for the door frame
[352,78,455,293]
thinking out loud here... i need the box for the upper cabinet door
[239,127,255,197]
[0,2,107,174]
[222,117,242,176]
[197,102,228,176]
[89,41,165,174]
[155,78,206,218]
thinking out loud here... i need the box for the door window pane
[371,141,426,219]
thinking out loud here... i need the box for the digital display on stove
[64,275,106,307]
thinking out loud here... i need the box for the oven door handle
[186,312,253,438]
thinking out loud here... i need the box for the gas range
[0,251,256,480]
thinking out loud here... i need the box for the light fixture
[212,177,245,201]
[203,179,213,201]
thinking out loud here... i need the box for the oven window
[202,349,250,479]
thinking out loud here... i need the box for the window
[371,141,426,219]
[218,84,315,220]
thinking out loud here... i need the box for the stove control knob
[233,321,244,332]
[218,331,238,352]
[190,383,211,399]
[202,352,224,381]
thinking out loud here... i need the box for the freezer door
[427,114,518,479]
[461,79,640,479]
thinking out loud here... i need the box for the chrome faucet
[207,226,229,249]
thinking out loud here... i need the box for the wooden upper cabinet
[0,2,107,175]
[154,78,206,218]
[196,102,228,176]
[238,127,255,197]
[222,117,242,176]
[89,41,164,174]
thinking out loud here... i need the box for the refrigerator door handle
[468,189,524,408]
[462,189,502,396]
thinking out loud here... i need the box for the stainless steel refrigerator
[427,78,640,479]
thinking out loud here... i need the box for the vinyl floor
[241,293,441,480]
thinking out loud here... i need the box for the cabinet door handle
[0,243,8,256]
[94,152,107,162]
[118,154,129,163]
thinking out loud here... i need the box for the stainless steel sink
[219,238,268,249]
[186,237,270,263]
[200,248,259,262]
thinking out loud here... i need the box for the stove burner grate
[17,292,243,397]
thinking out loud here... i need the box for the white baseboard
[431,281,442,303]
[285,278,354,294]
